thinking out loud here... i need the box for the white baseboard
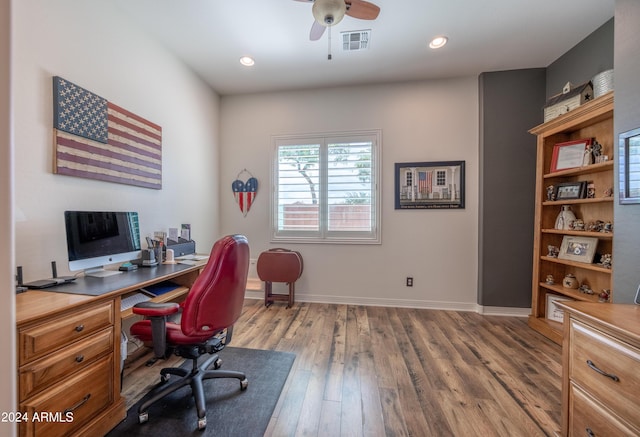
[476,305,531,317]
[245,290,531,317]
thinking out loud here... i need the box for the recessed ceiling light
[239,56,255,67]
[429,36,448,49]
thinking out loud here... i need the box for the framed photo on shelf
[619,127,640,204]
[558,235,599,264]
[554,181,586,200]
[550,138,592,172]
[546,294,574,323]
[394,161,465,209]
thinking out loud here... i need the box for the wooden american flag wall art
[52,76,162,189]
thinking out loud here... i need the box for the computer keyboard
[121,292,152,311]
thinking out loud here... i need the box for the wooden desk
[558,301,640,436]
[15,263,203,437]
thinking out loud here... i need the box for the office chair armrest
[132,302,180,358]
[131,301,180,317]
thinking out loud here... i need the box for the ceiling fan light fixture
[429,36,448,49]
[312,0,346,27]
[239,56,255,67]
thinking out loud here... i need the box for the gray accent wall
[546,18,614,99]
[613,0,640,303]
[478,17,615,309]
[478,69,546,307]
[545,7,640,304]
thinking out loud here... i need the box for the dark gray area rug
[107,347,295,436]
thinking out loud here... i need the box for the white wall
[13,0,222,282]
[220,78,480,309]
[1,0,16,435]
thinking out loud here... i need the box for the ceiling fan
[294,0,381,41]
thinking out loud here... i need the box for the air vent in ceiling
[341,30,371,51]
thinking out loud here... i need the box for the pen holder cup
[153,247,163,263]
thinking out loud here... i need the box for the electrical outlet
[406,277,413,287]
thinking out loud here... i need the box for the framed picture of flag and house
[394,161,465,209]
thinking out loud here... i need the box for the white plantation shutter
[628,136,640,198]
[272,131,381,244]
[326,142,373,232]
[276,142,321,233]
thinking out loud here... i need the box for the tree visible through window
[272,131,381,243]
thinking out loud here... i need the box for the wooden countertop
[16,263,202,325]
[556,301,640,344]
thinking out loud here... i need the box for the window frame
[271,130,381,244]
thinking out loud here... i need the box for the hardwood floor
[123,299,563,436]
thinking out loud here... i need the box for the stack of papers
[176,254,209,265]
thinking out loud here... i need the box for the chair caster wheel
[197,416,207,430]
[240,378,249,391]
[214,358,222,369]
[138,412,149,424]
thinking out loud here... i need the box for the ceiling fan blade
[310,20,326,41]
[345,0,380,20]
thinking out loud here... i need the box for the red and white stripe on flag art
[53,76,162,189]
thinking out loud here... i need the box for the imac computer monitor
[64,211,142,277]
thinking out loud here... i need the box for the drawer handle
[63,394,91,415]
[75,324,84,332]
[586,359,620,382]
[586,428,595,437]
[75,355,84,363]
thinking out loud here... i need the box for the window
[272,130,381,244]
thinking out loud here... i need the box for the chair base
[137,353,248,430]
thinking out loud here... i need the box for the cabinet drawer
[19,301,114,364]
[569,383,639,436]
[19,355,114,437]
[569,320,640,428]
[19,328,113,400]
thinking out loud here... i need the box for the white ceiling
[112,0,614,96]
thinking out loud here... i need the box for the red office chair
[130,234,250,430]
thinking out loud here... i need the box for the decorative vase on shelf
[555,205,577,230]
[562,274,579,289]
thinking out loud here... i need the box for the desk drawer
[19,355,114,437]
[19,327,113,400]
[569,383,639,436]
[19,301,114,364]
[569,320,640,428]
